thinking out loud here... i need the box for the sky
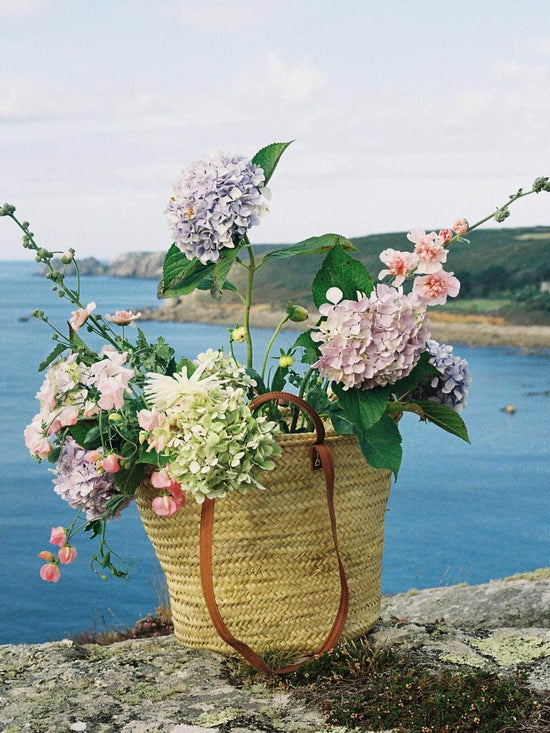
[1,0,550,260]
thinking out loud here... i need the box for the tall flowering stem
[243,238,256,368]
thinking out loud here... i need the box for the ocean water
[1,261,549,644]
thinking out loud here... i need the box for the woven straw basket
[135,421,391,660]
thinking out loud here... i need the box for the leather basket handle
[199,391,349,675]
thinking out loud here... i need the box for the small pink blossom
[105,310,142,326]
[86,449,102,463]
[407,228,447,274]
[47,405,79,436]
[69,301,96,331]
[439,228,454,243]
[39,557,60,583]
[49,527,66,547]
[38,550,55,562]
[413,270,461,306]
[453,218,469,235]
[102,454,122,473]
[24,417,52,459]
[58,545,78,564]
[378,249,419,286]
[137,409,163,431]
[151,468,185,500]
[152,493,184,517]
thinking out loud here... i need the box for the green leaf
[114,463,145,495]
[158,244,216,298]
[293,329,320,364]
[311,242,373,308]
[195,274,238,294]
[251,141,293,185]
[414,400,471,443]
[136,445,168,466]
[333,383,389,433]
[245,367,268,394]
[262,233,357,263]
[210,246,241,300]
[38,343,67,372]
[354,413,402,477]
[68,420,100,448]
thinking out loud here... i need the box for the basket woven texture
[135,430,391,657]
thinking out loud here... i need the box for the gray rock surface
[1,572,548,732]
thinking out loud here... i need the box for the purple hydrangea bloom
[419,339,472,411]
[311,285,430,390]
[52,437,129,520]
[165,152,270,265]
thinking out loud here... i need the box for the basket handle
[199,391,349,675]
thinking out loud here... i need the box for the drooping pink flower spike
[105,310,142,326]
[58,545,78,564]
[49,526,67,547]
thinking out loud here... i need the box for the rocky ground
[1,571,548,732]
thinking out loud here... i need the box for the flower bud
[231,326,246,343]
[49,526,67,547]
[102,454,122,473]
[452,219,469,236]
[38,550,55,562]
[286,302,308,322]
[108,412,123,422]
[494,208,510,223]
[61,251,74,264]
[40,562,61,582]
[439,228,453,244]
[279,354,294,368]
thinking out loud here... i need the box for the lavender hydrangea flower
[52,437,129,520]
[417,339,472,411]
[311,285,430,390]
[165,152,270,264]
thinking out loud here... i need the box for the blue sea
[1,261,549,645]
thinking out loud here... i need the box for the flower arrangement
[2,144,548,584]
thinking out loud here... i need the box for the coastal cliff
[1,571,548,732]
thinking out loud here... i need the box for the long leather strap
[199,391,349,674]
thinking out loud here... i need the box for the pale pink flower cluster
[378,218,468,306]
[24,348,135,459]
[312,285,430,390]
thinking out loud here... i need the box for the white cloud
[160,0,262,32]
[0,0,43,17]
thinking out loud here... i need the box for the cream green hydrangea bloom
[143,350,281,502]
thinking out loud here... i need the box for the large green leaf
[293,329,320,364]
[311,242,373,307]
[414,400,471,443]
[251,141,293,185]
[210,247,241,300]
[389,352,441,398]
[68,420,101,449]
[354,413,402,477]
[158,245,216,298]
[333,383,389,433]
[38,342,67,372]
[113,462,145,496]
[262,233,357,263]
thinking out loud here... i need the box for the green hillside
[249,226,550,322]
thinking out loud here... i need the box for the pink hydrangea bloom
[312,285,430,390]
[378,249,419,286]
[413,270,460,306]
[407,228,447,274]
[105,310,142,326]
[69,301,96,331]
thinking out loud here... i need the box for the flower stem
[243,238,256,368]
[260,314,290,380]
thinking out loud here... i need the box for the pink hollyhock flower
[152,492,185,517]
[439,228,454,243]
[413,270,460,305]
[453,218,469,235]
[105,310,142,326]
[69,301,96,332]
[49,527,67,547]
[24,417,52,459]
[58,545,78,564]
[137,409,163,431]
[407,228,447,274]
[378,249,419,286]
[102,454,122,473]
